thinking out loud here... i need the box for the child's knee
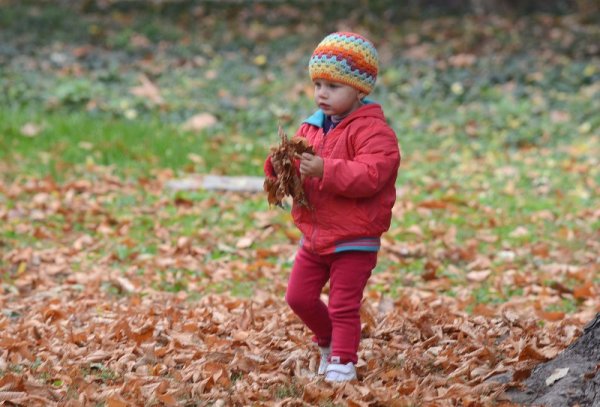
[285,291,302,310]
[286,292,312,314]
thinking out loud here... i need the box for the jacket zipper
[309,128,331,253]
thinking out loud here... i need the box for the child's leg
[285,246,332,346]
[328,251,377,364]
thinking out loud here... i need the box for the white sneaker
[324,357,357,382]
[317,346,331,375]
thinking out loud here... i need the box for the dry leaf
[157,392,178,406]
[449,53,476,67]
[466,270,491,282]
[182,113,218,132]
[545,367,569,386]
[0,392,27,402]
[550,110,570,123]
[20,123,43,137]
[107,396,129,407]
[573,283,594,300]
[236,236,254,249]
[509,226,529,238]
[130,74,164,105]
[85,350,111,363]
[519,344,550,362]
[114,277,136,293]
[536,309,565,321]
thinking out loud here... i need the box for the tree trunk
[505,313,600,406]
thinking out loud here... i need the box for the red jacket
[292,103,401,255]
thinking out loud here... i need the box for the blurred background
[1,0,598,178]
[0,0,599,311]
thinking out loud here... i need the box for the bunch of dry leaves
[263,127,314,208]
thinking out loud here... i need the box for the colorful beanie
[309,32,379,95]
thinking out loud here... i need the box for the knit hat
[309,32,379,95]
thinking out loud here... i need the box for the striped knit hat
[309,32,379,95]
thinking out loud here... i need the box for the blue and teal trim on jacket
[302,99,374,127]
[299,236,381,253]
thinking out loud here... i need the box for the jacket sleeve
[319,126,400,198]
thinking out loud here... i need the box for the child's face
[313,79,365,119]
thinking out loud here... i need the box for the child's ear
[358,92,366,100]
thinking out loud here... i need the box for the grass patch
[274,381,302,399]
[0,3,597,313]
[0,109,215,180]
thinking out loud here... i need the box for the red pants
[285,246,377,364]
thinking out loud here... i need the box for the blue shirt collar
[303,99,374,128]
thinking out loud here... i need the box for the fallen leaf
[418,200,448,209]
[85,350,111,363]
[466,270,491,282]
[550,110,570,123]
[232,331,250,341]
[519,344,550,362]
[20,123,43,137]
[536,309,565,321]
[236,236,254,249]
[107,396,129,407]
[448,53,476,67]
[509,226,529,238]
[545,367,569,386]
[467,256,492,271]
[182,113,218,132]
[130,74,164,105]
[157,392,178,406]
[0,392,27,402]
[115,276,136,293]
[573,283,594,300]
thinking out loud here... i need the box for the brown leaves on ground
[0,284,588,406]
[1,170,598,405]
[264,127,314,208]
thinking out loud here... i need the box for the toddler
[265,32,401,382]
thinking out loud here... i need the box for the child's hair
[308,32,379,95]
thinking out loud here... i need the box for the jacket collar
[303,99,376,128]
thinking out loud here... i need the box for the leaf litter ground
[1,170,598,406]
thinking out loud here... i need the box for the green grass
[0,109,205,179]
[0,3,598,308]
[275,381,302,399]
[0,107,288,180]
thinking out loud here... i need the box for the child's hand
[299,153,324,178]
